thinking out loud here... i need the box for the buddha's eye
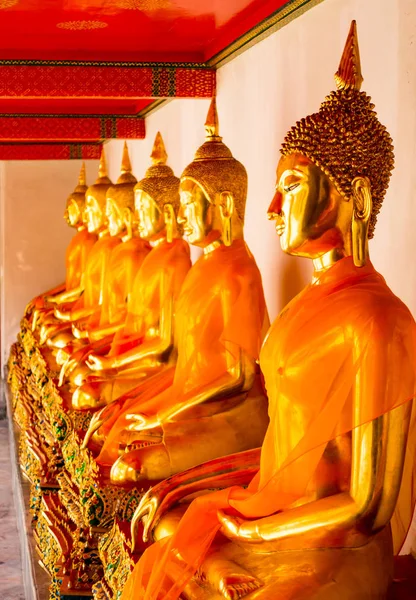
[284,183,300,193]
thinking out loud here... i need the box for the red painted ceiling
[0,0,295,152]
[0,0,290,63]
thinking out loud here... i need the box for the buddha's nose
[267,189,282,219]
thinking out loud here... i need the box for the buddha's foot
[110,442,168,483]
[202,557,263,600]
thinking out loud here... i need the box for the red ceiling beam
[0,61,216,99]
[0,143,102,160]
[0,115,145,142]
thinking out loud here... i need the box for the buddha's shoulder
[336,277,415,332]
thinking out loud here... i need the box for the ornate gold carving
[57,20,108,31]
[34,498,63,576]
[92,579,113,599]
[97,519,135,598]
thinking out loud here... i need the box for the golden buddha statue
[122,22,416,600]
[38,149,113,346]
[51,142,151,380]
[63,132,188,410]
[27,163,96,331]
[85,99,270,487]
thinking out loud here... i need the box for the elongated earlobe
[219,192,234,247]
[164,203,175,243]
[351,176,372,267]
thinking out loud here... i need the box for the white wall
[0,160,99,371]
[105,0,416,552]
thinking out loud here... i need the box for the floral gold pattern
[57,20,108,31]
[0,0,18,9]
[113,0,171,10]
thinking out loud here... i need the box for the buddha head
[105,142,138,238]
[178,98,247,248]
[64,163,88,229]
[134,132,180,242]
[84,149,113,233]
[268,21,394,267]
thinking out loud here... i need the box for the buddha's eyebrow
[279,169,305,186]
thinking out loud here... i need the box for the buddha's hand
[59,354,79,386]
[39,326,52,346]
[86,353,114,371]
[81,407,107,449]
[54,307,70,321]
[82,398,124,449]
[126,412,160,431]
[72,323,89,340]
[218,510,263,543]
[131,488,165,546]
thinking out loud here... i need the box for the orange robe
[65,228,97,290]
[80,238,191,420]
[110,238,191,355]
[70,234,121,315]
[121,256,416,600]
[87,237,151,331]
[98,238,268,465]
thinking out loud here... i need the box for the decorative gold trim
[207,0,326,68]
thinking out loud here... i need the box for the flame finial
[121,141,132,174]
[335,20,363,91]
[98,148,108,179]
[204,97,221,141]
[151,131,168,166]
[78,162,86,187]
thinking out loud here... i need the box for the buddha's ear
[122,206,132,222]
[351,176,372,267]
[163,203,175,243]
[218,191,234,216]
[218,191,234,246]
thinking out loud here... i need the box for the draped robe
[121,256,416,600]
[65,228,97,290]
[97,238,268,466]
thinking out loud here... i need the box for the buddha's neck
[203,231,244,255]
[121,230,133,243]
[204,239,223,255]
[98,227,109,238]
[312,248,348,283]
[151,235,166,248]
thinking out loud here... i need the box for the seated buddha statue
[86,98,270,486]
[121,22,416,600]
[51,142,151,378]
[62,132,189,410]
[27,163,97,331]
[38,149,113,347]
